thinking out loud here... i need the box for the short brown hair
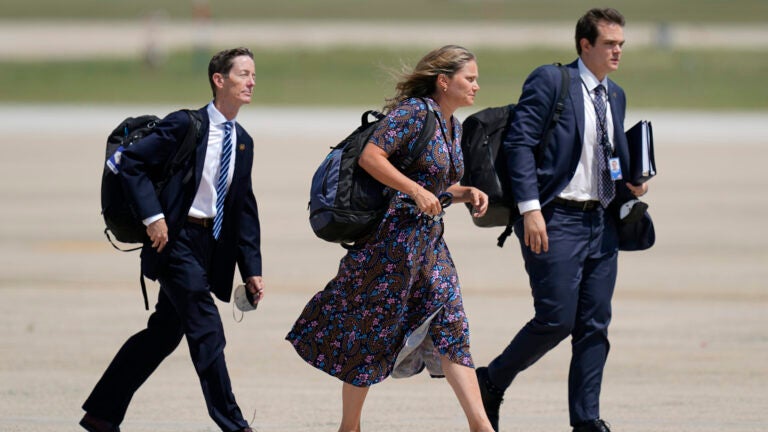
[208,47,254,97]
[575,8,625,55]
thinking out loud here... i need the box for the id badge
[608,157,623,180]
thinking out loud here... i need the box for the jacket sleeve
[120,110,190,220]
[237,173,263,278]
[502,65,561,203]
[234,127,262,279]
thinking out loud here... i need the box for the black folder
[624,120,656,184]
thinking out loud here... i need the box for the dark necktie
[593,84,615,207]
[213,122,233,239]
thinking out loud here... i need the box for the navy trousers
[83,223,248,432]
[487,203,618,425]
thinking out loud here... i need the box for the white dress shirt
[188,102,237,219]
[143,102,237,225]
[517,59,615,214]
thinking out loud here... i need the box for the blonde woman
[287,45,492,432]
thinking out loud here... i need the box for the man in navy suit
[475,9,650,432]
[80,47,264,432]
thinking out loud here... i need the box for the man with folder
[475,8,652,432]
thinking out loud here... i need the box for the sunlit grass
[1,47,765,110]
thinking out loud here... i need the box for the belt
[187,216,214,228]
[551,197,600,211]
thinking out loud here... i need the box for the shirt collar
[577,58,608,92]
[206,101,237,127]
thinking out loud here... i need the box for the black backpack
[101,110,201,309]
[460,64,570,247]
[460,104,517,229]
[308,100,436,245]
[101,110,202,250]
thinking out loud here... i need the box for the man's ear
[212,72,225,89]
[579,38,591,54]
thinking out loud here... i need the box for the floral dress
[286,97,472,386]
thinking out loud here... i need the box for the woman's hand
[466,187,488,218]
[411,186,442,217]
[446,185,488,217]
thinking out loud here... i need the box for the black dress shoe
[476,366,504,432]
[573,418,611,432]
[79,413,120,432]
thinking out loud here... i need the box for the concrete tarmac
[3,20,768,61]
[0,105,767,431]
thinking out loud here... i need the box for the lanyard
[580,79,614,154]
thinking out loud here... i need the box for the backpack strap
[139,110,202,310]
[155,109,202,192]
[140,272,150,310]
[497,63,571,248]
[394,97,436,171]
[178,110,203,186]
[104,229,142,252]
[537,63,570,162]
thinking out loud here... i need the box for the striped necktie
[593,84,615,207]
[213,122,233,239]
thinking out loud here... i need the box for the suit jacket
[120,106,262,302]
[503,60,633,209]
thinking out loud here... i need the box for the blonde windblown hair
[383,45,476,113]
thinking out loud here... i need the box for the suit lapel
[234,124,245,172]
[225,124,247,209]
[607,80,623,140]
[607,80,630,165]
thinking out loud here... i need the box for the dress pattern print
[286,97,472,386]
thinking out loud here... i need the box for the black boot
[573,419,611,432]
[476,366,504,432]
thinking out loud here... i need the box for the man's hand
[147,219,169,253]
[626,181,648,197]
[245,276,265,305]
[523,210,548,254]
